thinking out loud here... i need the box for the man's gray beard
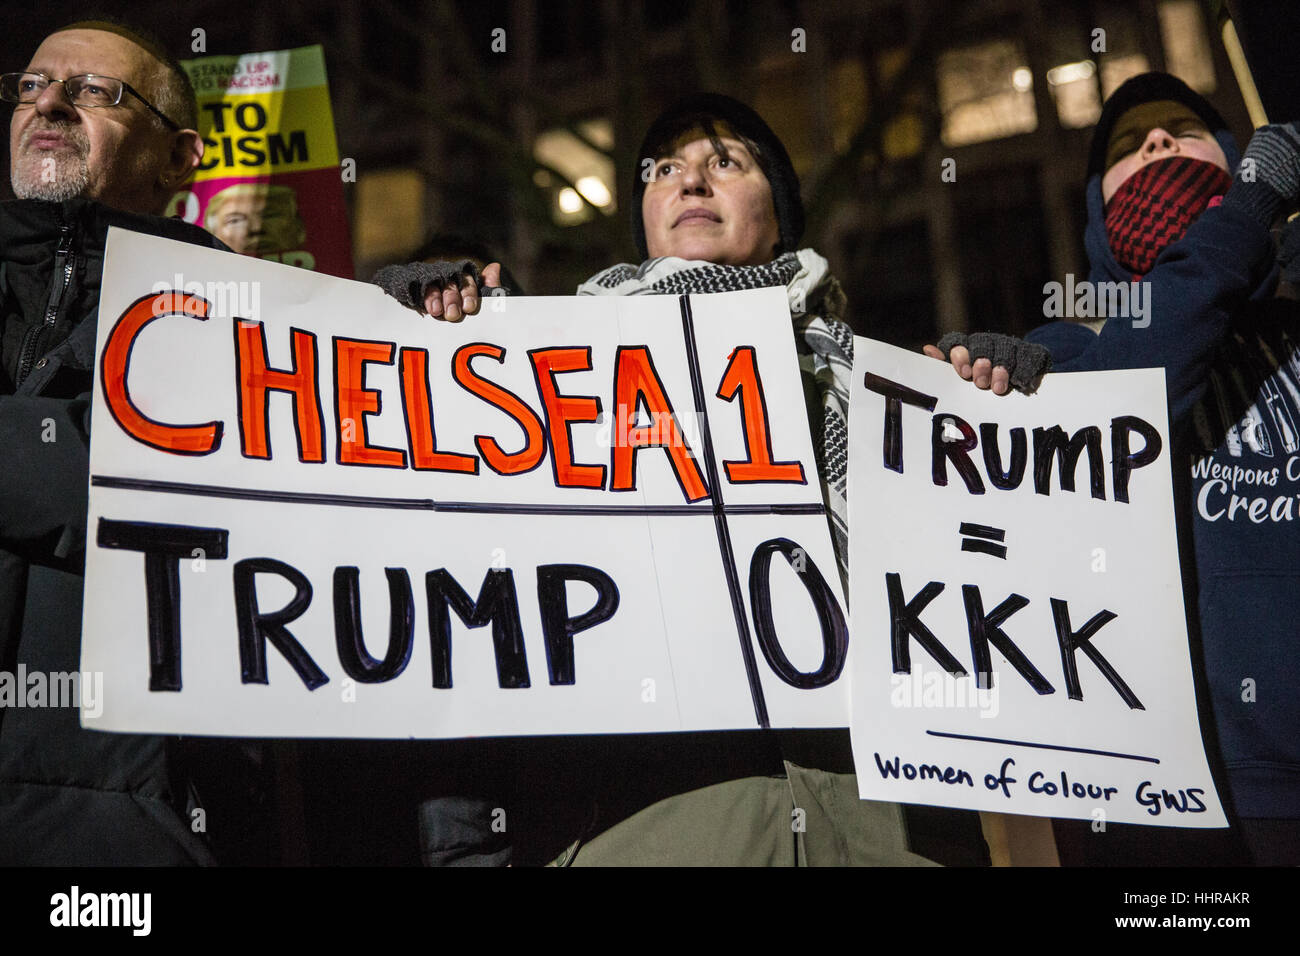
[12,155,90,202]
[11,120,92,202]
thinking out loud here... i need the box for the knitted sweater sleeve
[1036,204,1275,429]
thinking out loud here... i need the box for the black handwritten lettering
[425,568,530,689]
[885,573,966,675]
[1111,416,1162,503]
[863,374,937,473]
[1050,598,1141,709]
[535,564,619,685]
[96,519,229,692]
[750,539,847,688]
[961,585,1053,694]
[932,413,985,494]
[872,753,973,786]
[980,423,1027,490]
[333,567,415,683]
[233,557,328,690]
[1033,426,1105,498]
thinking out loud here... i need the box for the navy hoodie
[1027,131,1300,819]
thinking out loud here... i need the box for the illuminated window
[1159,0,1216,93]
[1047,59,1102,129]
[937,40,1037,147]
[355,168,423,261]
[534,119,616,226]
[1100,53,1150,98]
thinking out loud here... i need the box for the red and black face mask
[1104,156,1232,276]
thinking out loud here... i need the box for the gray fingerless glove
[936,331,1052,393]
[372,259,490,312]
[1224,123,1300,227]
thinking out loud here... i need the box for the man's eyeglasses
[0,72,180,131]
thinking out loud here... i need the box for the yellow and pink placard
[166,45,353,278]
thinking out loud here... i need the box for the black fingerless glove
[935,331,1053,393]
[371,259,490,312]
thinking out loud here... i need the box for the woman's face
[641,130,780,266]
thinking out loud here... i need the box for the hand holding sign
[372,259,504,322]
[423,261,503,321]
[923,332,1053,395]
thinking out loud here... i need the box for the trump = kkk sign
[848,340,1225,827]
[81,229,848,738]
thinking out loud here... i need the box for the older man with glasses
[4,25,201,213]
[0,20,234,864]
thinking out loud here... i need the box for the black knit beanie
[630,92,804,261]
[1088,72,1230,179]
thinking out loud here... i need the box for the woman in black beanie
[549,93,934,866]
[626,92,804,263]
[375,94,934,866]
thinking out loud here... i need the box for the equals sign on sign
[959,522,1007,559]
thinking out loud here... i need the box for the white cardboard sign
[82,229,849,738]
[848,338,1226,827]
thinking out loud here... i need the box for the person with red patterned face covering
[1099,100,1233,276]
[930,73,1300,865]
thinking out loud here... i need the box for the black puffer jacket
[0,198,227,864]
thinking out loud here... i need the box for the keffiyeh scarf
[578,250,853,584]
